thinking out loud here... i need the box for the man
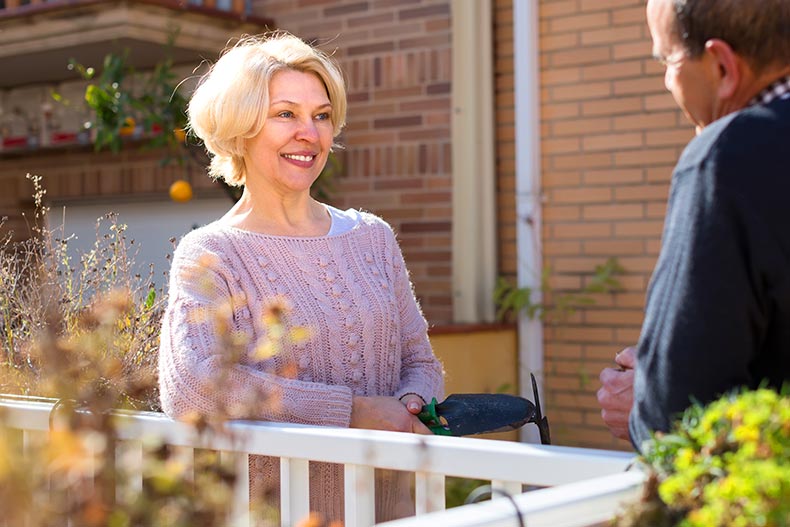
[597,0,790,450]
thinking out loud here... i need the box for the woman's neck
[220,187,330,237]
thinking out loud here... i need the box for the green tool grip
[417,397,453,436]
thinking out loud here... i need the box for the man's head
[646,0,790,129]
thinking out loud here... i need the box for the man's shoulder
[722,96,790,142]
[678,97,789,172]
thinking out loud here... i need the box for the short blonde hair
[187,32,347,187]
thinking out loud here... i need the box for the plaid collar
[749,74,790,106]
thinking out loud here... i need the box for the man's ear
[704,38,741,100]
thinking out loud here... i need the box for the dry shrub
[0,176,312,525]
[0,174,164,409]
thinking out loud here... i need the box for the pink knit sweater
[158,211,444,522]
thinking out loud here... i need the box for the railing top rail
[0,396,636,487]
[378,470,646,527]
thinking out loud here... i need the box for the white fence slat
[116,439,143,502]
[22,429,45,455]
[344,463,376,527]
[280,457,310,527]
[173,445,195,483]
[23,429,48,527]
[414,472,445,514]
[221,450,250,527]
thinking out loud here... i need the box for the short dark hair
[672,0,790,73]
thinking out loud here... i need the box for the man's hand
[597,346,636,441]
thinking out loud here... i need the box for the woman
[158,32,444,523]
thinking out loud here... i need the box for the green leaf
[144,288,156,310]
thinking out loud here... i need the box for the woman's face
[244,69,333,195]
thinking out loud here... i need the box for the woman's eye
[277,111,294,118]
[315,112,331,121]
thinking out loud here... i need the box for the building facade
[0,0,692,450]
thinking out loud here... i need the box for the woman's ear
[704,38,742,100]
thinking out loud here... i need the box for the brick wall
[495,0,694,449]
[252,0,454,324]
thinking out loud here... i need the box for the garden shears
[417,373,551,444]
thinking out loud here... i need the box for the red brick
[583,203,644,221]
[540,0,578,19]
[614,183,670,201]
[579,0,643,11]
[583,131,644,152]
[398,4,449,20]
[324,2,368,17]
[551,81,612,102]
[582,168,644,185]
[581,24,643,45]
[552,187,613,204]
[550,46,612,67]
[614,220,665,238]
[581,95,642,116]
[550,13,611,33]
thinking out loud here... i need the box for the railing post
[221,451,250,527]
[344,464,375,527]
[23,430,48,527]
[414,472,445,514]
[115,439,143,503]
[491,480,523,501]
[280,457,310,527]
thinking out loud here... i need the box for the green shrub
[616,388,790,527]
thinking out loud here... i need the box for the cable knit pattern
[158,211,444,523]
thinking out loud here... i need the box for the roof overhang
[0,0,274,88]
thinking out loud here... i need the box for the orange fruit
[169,179,193,203]
[119,117,136,136]
[173,128,186,143]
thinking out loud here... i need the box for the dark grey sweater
[630,94,790,450]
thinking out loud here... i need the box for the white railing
[0,396,644,527]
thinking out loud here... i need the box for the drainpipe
[514,0,543,444]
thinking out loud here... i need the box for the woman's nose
[295,118,319,142]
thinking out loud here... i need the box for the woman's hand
[399,393,425,415]
[350,395,432,434]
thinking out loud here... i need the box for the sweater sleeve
[629,162,767,450]
[158,237,353,427]
[384,230,445,403]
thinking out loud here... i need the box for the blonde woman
[158,32,444,523]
